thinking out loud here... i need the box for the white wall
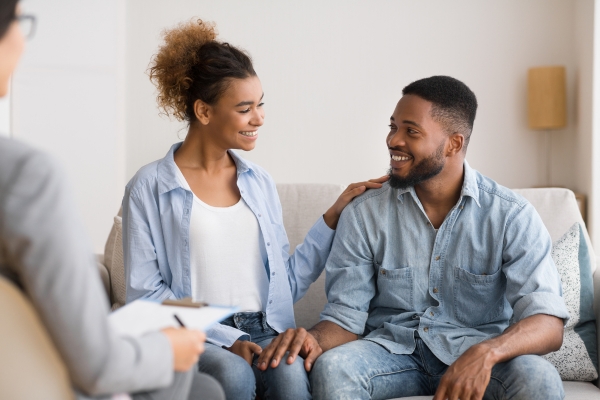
[7,0,595,252]
[126,0,579,192]
[10,0,125,253]
[593,0,600,254]
[574,0,597,248]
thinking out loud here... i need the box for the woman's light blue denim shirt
[123,142,335,347]
[320,161,570,365]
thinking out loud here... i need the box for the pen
[173,314,186,328]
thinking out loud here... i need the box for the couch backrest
[276,183,345,328]
[0,276,73,399]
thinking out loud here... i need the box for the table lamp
[527,66,567,186]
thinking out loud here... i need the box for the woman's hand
[227,340,263,365]
[162,328,206,372]
[323,175,388,229]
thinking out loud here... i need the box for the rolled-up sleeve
[502,202,570,324]
[319,205,375,335]
[205,324,249,348]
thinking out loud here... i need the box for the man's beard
[388,141,445,190]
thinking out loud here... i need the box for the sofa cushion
[104,215,125,310]
[543,223,598,381]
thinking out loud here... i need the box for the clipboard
[162,297,208,308]
[109,299,237,338]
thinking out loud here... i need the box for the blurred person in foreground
[0,1,224,399]
[257,76,569,400]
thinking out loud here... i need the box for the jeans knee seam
[365,367,420,395]
[368,367,420,382]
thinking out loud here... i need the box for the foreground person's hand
[227,340,262,365]
[162,328,206,372]
[323,176,389,229]
[256,328,322,372]
[433,343,494,400]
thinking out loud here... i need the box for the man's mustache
[388,146,412,157]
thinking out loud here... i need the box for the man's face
[386,95,448,189]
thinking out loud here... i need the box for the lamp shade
[527,66,567,130]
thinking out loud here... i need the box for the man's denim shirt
[320,161,569,365]
[123,143,335,347]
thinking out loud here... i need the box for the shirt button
[435,256,440,261]
[430,312,434,316]
[381,269,386,275]
[433,288,439,293]
[272,272,275,276]
[423,327,429,333]
[460,206,464,210]
[269,300,273,304]
[267,242,270,246]
[258,213,261,217]
[427,222,431,226]
[240,190,244,193]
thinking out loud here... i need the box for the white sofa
[95,184,600,399]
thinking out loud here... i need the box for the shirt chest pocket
[376,265,413,312]
[453,266,505,327]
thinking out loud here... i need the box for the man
[257,76,569,400]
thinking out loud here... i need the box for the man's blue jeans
[311,338,564,400]
[198,312,311,400]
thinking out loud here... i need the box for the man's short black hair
[402,76,477,149]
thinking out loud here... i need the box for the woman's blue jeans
[311,338,564,400]
[197,312,311,400]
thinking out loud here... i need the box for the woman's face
[0,5,24,97]
[204,75,265,152]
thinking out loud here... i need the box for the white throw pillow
[543,222,598,381]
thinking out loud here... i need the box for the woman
[123,19,386,399]
[0,2,223,399]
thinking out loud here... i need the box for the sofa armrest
[95,254,110,301]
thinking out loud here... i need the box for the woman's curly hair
[148,19,256,122]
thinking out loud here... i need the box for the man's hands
[162,328,206,372]
[256,328,323,372]
[227,340,263,365]
[323,176,388,229]
[433,343,497,400]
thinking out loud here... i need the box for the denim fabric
[311,339,564,400]
[122,143,335,347]
[320,161,570,365]
[198,312,311,400]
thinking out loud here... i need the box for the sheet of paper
[109,300,237,338]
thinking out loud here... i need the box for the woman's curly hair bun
[148,18,256,122]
